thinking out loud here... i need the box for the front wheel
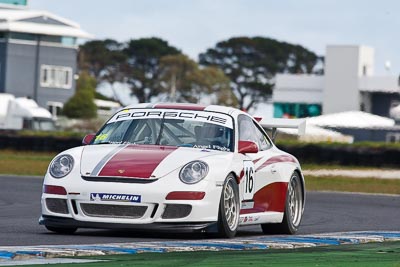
[45,225,77,234]
[261,171,304,234]
[217,174,240,238]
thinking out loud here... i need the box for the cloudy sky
[30,0,400,75]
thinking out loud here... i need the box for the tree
[193,66,238,106]
[157,54,237,105]
[158,54,198,102]
[123,38,181,103]
[63,72,97,119]
[199,37,323,110]
[78,39,127,102]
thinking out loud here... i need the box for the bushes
[1,133,399,167]
[277,142,400,168]
[62,72,97,119]
[0,134,82,152]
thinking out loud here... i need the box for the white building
[273,45,400,119]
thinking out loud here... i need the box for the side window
[238,115,258,143]
[253,123,272,151]
[238,114,272,151]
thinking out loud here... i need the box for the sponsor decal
[95,133,108,142]
[108,109,233,128]
[243,160,255,200]
[239,215,260,224]
[90,193,141,203]
[193,144,230,152]
[241,201,254,209]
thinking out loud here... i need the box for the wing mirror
[238,140,259,154]
[82,133,96,145]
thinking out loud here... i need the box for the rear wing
[258,118,306,141]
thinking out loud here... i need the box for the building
[273,45,400,119]
[0,0,92,113]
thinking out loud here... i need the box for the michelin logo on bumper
[90,193,141,203]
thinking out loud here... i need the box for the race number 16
[243,161,255,200]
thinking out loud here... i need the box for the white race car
[40,103,305,238]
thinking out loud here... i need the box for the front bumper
[39,215,217,233]
[40,172,223,231]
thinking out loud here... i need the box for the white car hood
[80,144,227,179]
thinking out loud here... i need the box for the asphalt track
[0,175,399,247]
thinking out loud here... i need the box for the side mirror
[238,140,259,154]
[82,133,96,145]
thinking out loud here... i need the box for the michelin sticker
[90,193,141,203]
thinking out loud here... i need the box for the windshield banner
[108,109,234,129]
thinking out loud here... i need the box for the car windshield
[92,109,234,152]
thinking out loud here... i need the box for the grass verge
[305,175,400,195]
[0,149,56,176]
[19,241,400,267]
[302,163,397,171]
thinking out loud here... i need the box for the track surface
[0,176,399,246]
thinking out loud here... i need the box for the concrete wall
[359,76,399,92]
[4,41,76,108]
[273,74,324,104]
[323,46,366,114]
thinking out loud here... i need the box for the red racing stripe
[238,157,263,183]
[98,145,177,178]
[255,155,298,172]
[252,157,263,164]
[240,182,288,214]
[153,103,206,111]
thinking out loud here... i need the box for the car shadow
[41,225,265,240]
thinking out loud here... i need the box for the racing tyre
[261,171,303,235]
[45,226,78,234]
[217,174,240,238]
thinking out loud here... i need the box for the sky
[29,0,400,75]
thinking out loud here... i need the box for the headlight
[49,154,74,178]
[179,161,209,184]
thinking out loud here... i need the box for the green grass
[18,241,400,267]
[301,163,396,171]
[0,149,56,176]
[305,175,400,195]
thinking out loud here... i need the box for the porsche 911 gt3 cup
[40,103,306,237]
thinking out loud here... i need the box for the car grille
[80,203,148,219]
[162,204,192,219]
[46,198,69,214]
